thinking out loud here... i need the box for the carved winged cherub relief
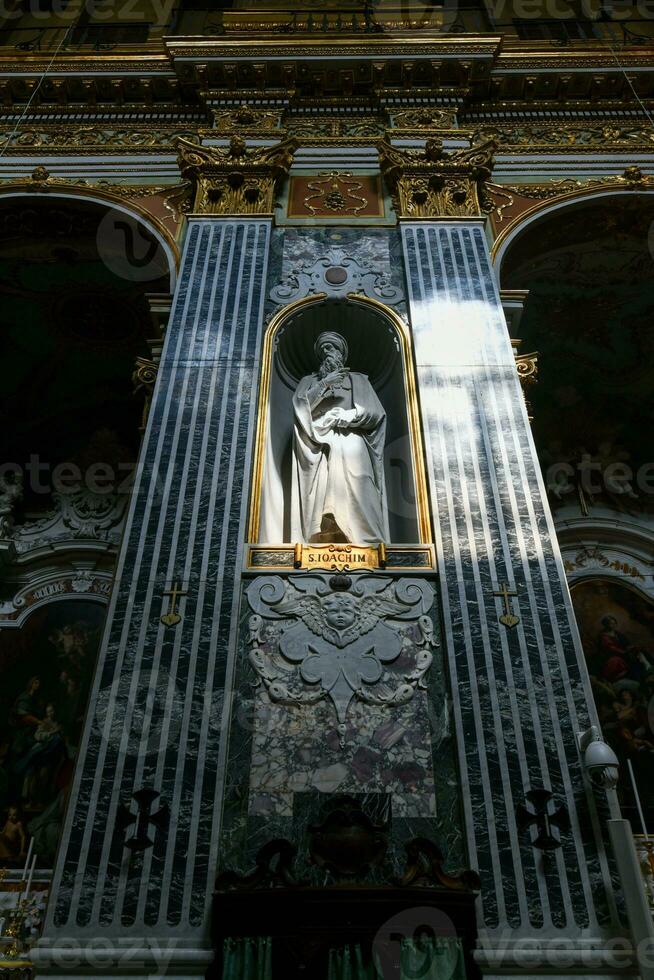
[246,575,436,746]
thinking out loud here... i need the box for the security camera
[577,726,620,790]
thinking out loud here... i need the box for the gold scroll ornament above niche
[287,173,386,220]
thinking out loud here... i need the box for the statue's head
[322,593,358,631]
[315,331,348,368]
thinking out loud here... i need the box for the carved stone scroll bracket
[176,134,297,216]
[245,574,436,747]
[378,137,496,219]
[269,245,404,307]
[132,356,158,433]
[512,339,538,423]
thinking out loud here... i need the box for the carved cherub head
[228,135,248,159]
[321,593,359,632]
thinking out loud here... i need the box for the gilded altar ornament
[378,137,496,219]
[175,134,297,216]
[246,574,436,747]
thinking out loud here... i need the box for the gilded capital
[176,135,298,217]
[378,138,496,220]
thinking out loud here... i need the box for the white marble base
[31,939,212,978]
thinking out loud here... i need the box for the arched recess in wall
[570,577,654,832]
[495,190,654,522]
[0,188,176,518]
[249,294,431,545]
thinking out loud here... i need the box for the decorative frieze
[378,137,495,219]
[474,122,654,151]
[176,134,297,216]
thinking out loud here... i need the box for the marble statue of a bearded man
[291,331,389,544]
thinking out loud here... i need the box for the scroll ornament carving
[176,134,297,215]
[12,490,127,554]
[212,107,282,133]
[378,137,496,219]
[246,574,436,747]
[269,245,404,306]
[391,108,458,130]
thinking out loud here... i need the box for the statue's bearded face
[322,594,358,631]
[317,341,344,379]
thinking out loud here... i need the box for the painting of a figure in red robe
[573,579,654,826]
[0,601,105,866]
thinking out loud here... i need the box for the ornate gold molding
[212,107,282,133]
[498,167,654,200]
[176,135,297,216]
[491,167,654,259]
[390,107,458,130]
[378,137,495,219]
[473,122,654,152]
[0,126,199,154]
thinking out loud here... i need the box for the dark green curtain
[328,937,467,980]
[221,937,272,980]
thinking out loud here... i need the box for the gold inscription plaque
[294,543,383,572]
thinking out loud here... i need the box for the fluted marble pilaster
[402,220,621,955]
[35,217,271,975]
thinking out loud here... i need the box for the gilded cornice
[495,49,654,69]
[378,137,495,219]
[0,53,171,74]
[164,35,502,60]
[176,135,297,216]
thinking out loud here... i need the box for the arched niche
[495,192,654,521]
[250,295,430,545]
[0,192,174,517]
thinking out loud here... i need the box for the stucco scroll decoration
[12,490,127,555]
[269,245,404,306]
[245,574,436,746]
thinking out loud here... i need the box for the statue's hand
[321,407,357,430]
[321,369,347,387]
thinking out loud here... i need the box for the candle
[21,838,34,883]
[22,853,36,905]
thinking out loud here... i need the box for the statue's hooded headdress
[314,331,348,363]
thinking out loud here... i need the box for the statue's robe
[291,371,389,544]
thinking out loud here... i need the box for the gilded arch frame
[247,292,432,545]
[0,181,181,287]
[491,185,654,281]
